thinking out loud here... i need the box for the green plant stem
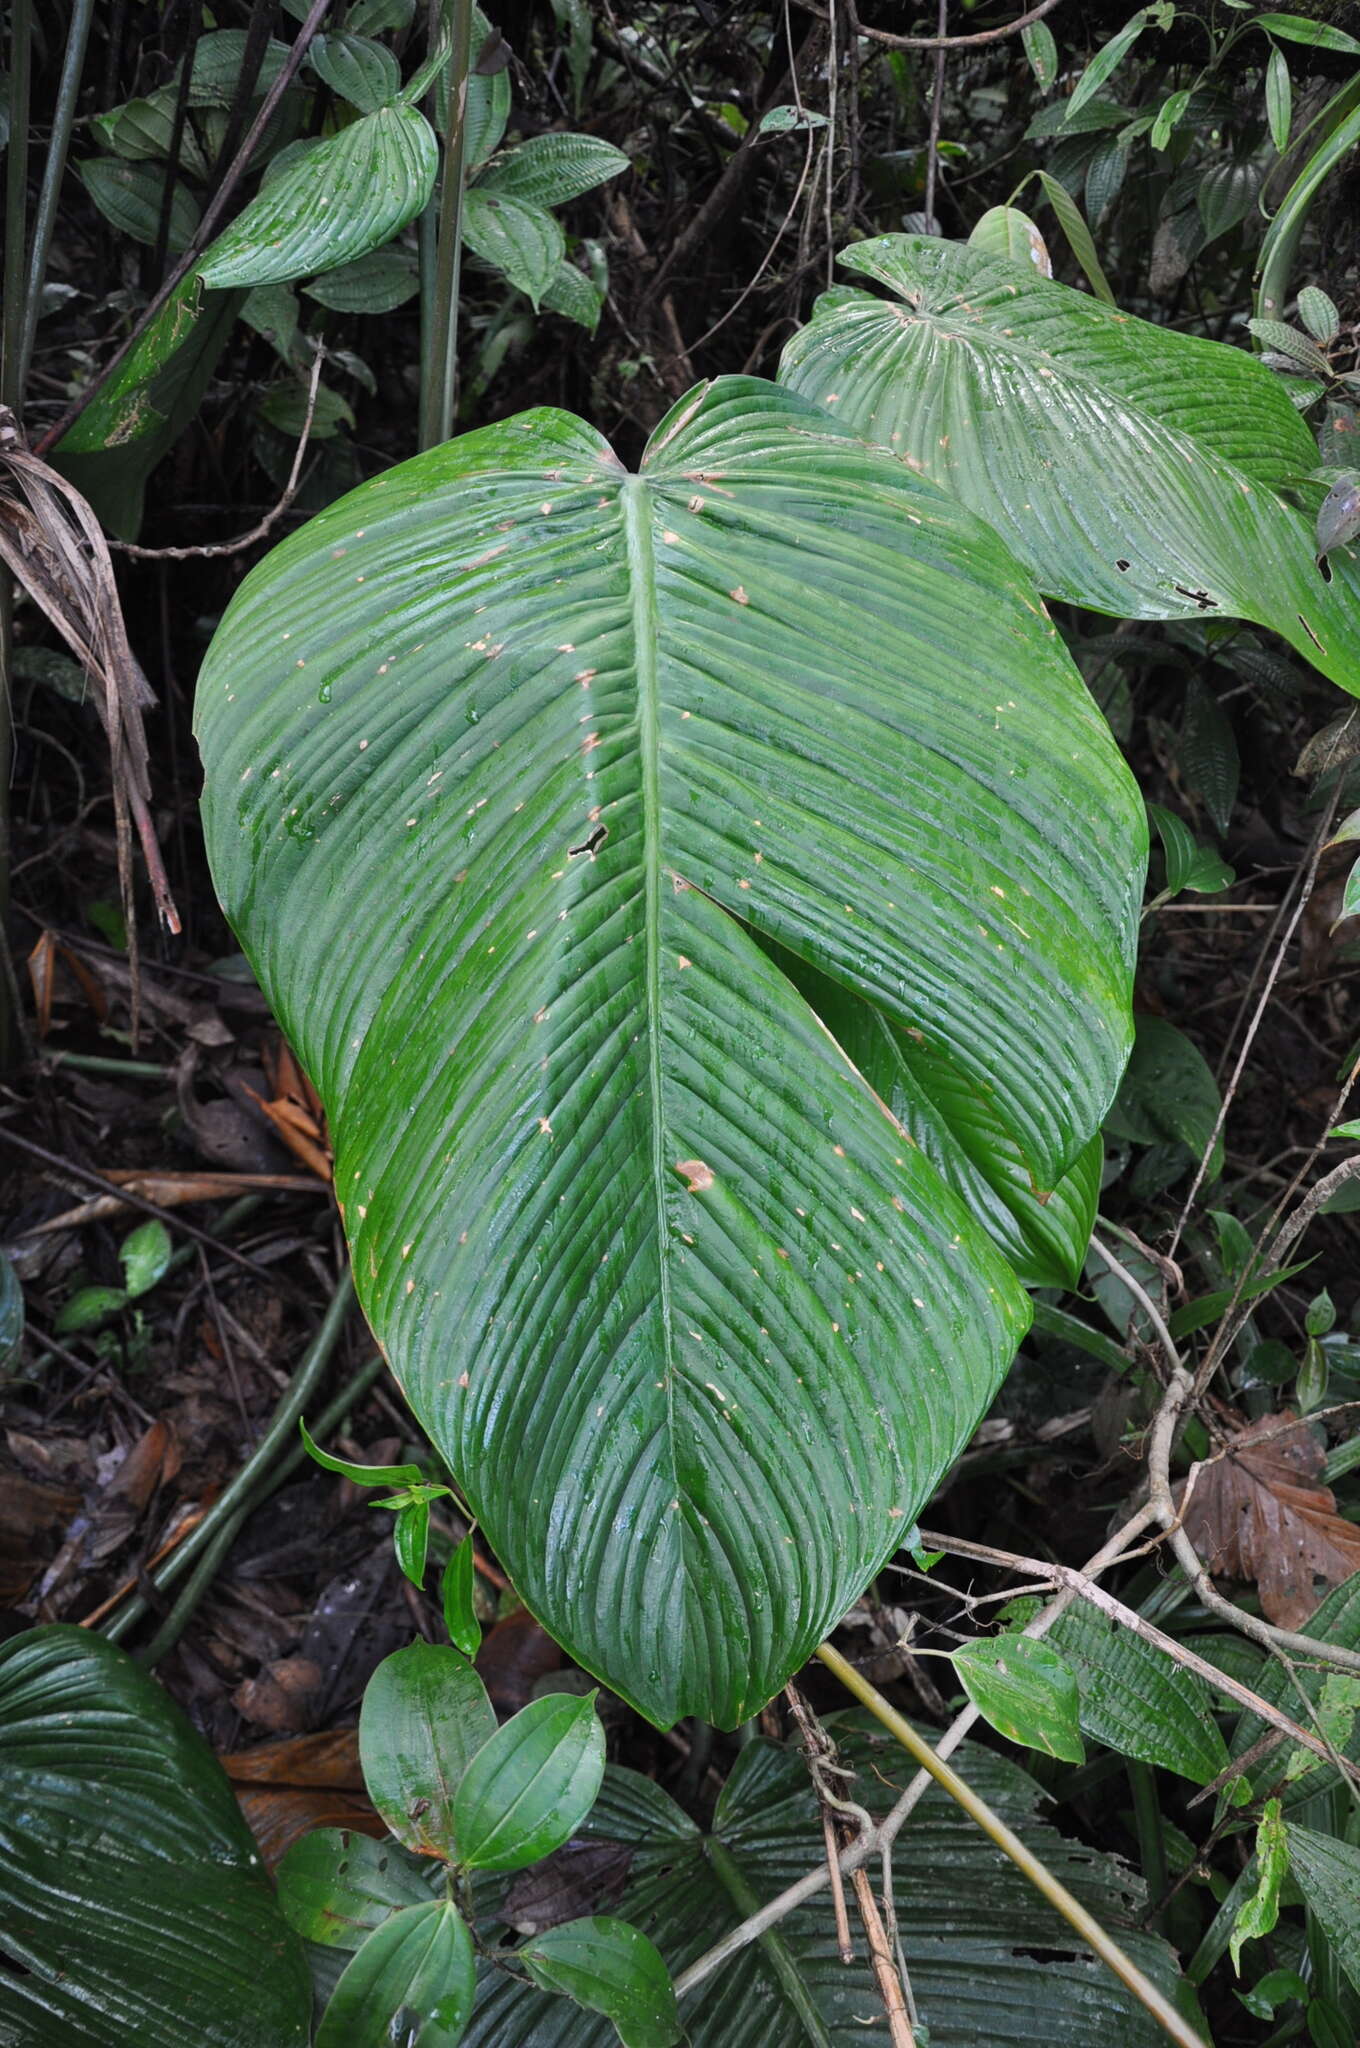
[815,1641,1203,2048]
[45,1050,176,1078]
[101,1270,357,1643]
[419,0,474,451]
[1256,74,1360,318]
[705,1838,834,2048]
[19,0,96,398]
[137,1345,385,1666]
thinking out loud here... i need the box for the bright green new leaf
[300,1417,425,1487]
[309,32,401,113]
[1045,1602,1230,1783]
[1265,43,1292,150]
[1230,1801,1288,1973]
[195,376,1143,1725]
[1331,1118,1360,1141]
[1251,11,1360,53]
[0,1626,310,2044]
[1283,1825,1360,1996]
[197,102,438,289]
[54,1282,128,1333]
[277,1828,432,1949]
[394,1495,432,1583]
[477,132,630,207]
[540,259,605,331]
[519,1917,683,2047]
[462,189,564,306]
[952,1636,1085,1761]
[780,237,1360,694]
[358,1642,497,1857]
[1033,170,1115,300]
[1151,88,1191,151]
[442,1536,482,1658]
[317,1900,476,2048]
[453,1692,606,1872]
[120,1218,172,1298]
[968,205,1051,274]
[1022,19,1059,88]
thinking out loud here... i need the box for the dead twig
[794,0,1063,51]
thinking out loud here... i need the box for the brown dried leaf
[220,1728,364,1788]
[232,1654,325,1733]
[234,1787,383,1872]
[1179,1411,1360,1628]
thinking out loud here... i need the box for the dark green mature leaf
[77,157,200,250]
[463,1726,1192,2045]
[1229,1575,1360,1807]
[195,376,1143,1726]
[0,1248,22,1374]
[1067,9,1156,120]
[305,244,420,313]
[442,1536,483,1657]
[953,1636,1085,1760]
[0,1625,310,2045]
[1178,679,1240,837]
[317,1900,476,2047]
[541,259,605,331]
[453,1693,606,1872]
[301,1418,424,1487]
[277,1828,432,1948]
[477,133,629,207]
[1148,804,1234,896]
[359,1642,497,1857]
[462,189,564,305]
[447,6,510,168]
[1252,11,1360,53]
[186,30,292,105]
[1283,1826,1360,1995]
[780,237,1360,695]
[309,32,401,113]
[519,1917,682,2045]
[198,102,438,288]
[1266,44,1292,150]
[1045,1601,1231,1782]
[1107,1015,1222,1176]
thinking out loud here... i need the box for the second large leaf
[195,377,1142,1726]
[780,236,1360,695]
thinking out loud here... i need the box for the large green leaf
[779,236,1360,696]
[0,1624,311,2045]
[1283,1825,1360,1996]
[476,133,630,207]
[197,101,438,289]
[462,1725,1192,2044]
[195,376,1143,1726]
[1045,1600,1231,1783]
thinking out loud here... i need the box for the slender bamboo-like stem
[19,0,97,398]
[1256,74,1360,319]
[98,1273,357,1643]
[815,1641,1204,2048]
[419,0,474,451]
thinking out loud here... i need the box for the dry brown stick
[849,1865,915,2047]
[111,345,325,562]
[794,0,1063,50]
[822,1807,854,1963]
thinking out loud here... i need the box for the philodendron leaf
[359,1641,497,1857]
[453,1692,606,1872]
[779,237,1360,695]
[277,1827,433,1949]
[519,1917,682,2046]
[194,375,1144,1726]
[197,102,438,288]
[316,1899,476,2047]
[952,1636,1085,1761]
[0,1625,310,2045]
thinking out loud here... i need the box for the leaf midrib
[621,475,680,1528]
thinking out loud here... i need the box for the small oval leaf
[951,1636,1085,1761]
[519,1916,683,2047]
[442,1536,483,1659]
[452,1692,606,1872]
[277,1828,432,1949]
[316,1900,475,2048]
[358,1642,497,1857]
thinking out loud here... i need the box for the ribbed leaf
[316,1900,475,2048]
[779,236,1360,696]
[1229,1575,1360,1807]
[462,1727,1191,2044]
[197,102,438,289]
[1282,1825,1360,1995]
[0,1625,310,2046]
[77,157,200,251]
[304,244,420,312]
[462,189,564,306]
[1045,1602,1231,1783]
[195,377,1142,1726]
[309,32,401,113]
[477,133,630,207]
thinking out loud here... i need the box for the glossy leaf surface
[453,1692,606,1872]
[477,133,630,207]
[359,1642,497,1856]
[0,1625,310,2045]
[198,103,438,289]
[195,376,1143,1725]
[519,1917,682,2046]
[780,237,1360,695]
[463,1727,1192,2044]
[952,1636,1085,1761]
[316,1900,476,2047]
[277,1827,432,1948]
